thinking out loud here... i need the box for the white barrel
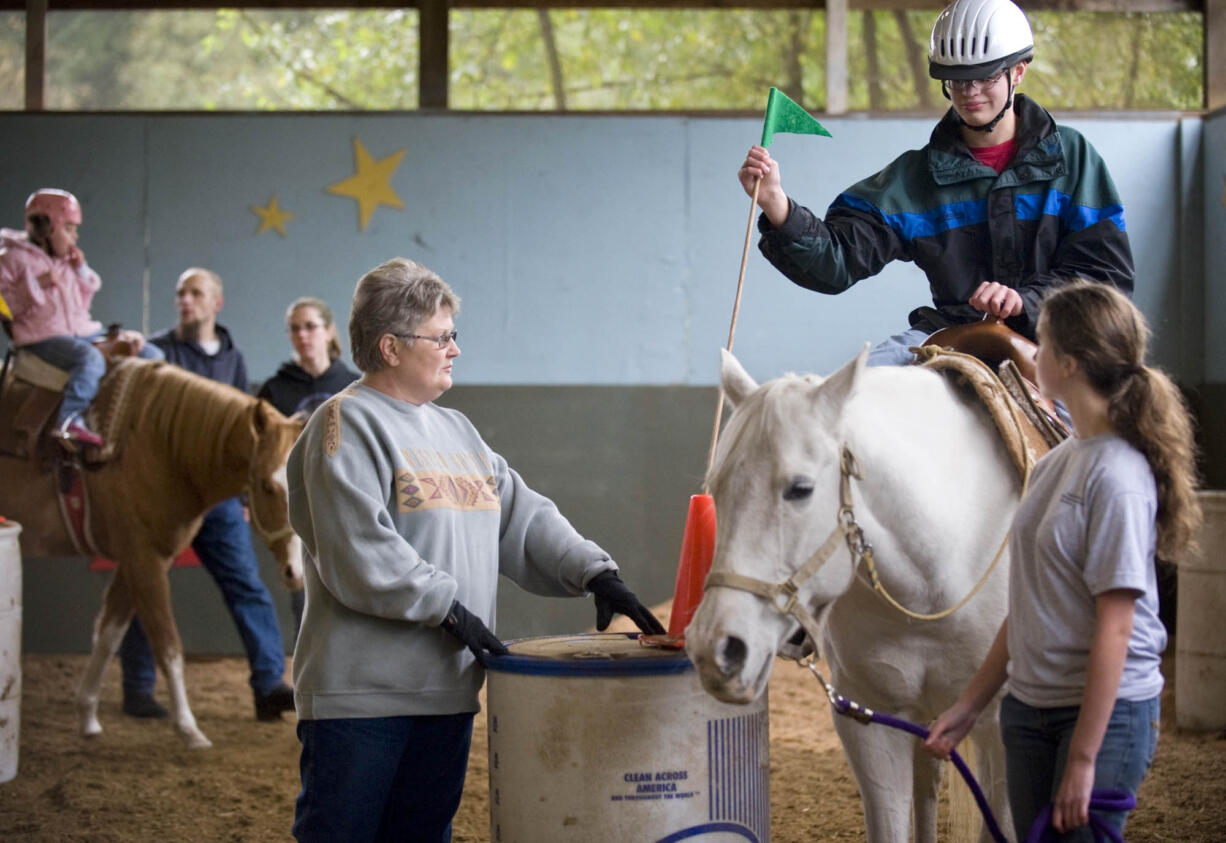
[1176,491,1226,731]
[0,519,22,783]
[486,633,770,843]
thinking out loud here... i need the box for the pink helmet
[25,188,83,230]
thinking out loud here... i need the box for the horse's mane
[106,360,255,483]
[707,372,824,495]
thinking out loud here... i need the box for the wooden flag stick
[702,177,760,492]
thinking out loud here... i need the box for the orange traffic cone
[669,493,717,639]
[641,493,717,649]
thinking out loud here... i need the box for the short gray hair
[349,258,461,373]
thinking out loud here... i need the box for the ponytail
[1108,366,1201,559]
[1043,281,1202,559]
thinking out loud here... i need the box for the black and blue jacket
[150,323,249,391]
[757,95,1134,341]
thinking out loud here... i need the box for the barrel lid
[485,632,693,677]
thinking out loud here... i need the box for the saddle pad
[13,350,70,391]
[912,345,1049,486]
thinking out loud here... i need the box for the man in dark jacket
[738,0,1133,366]
[119,267,294,721]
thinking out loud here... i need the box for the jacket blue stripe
[834,190,1126,242]
[1014,191,1127,233]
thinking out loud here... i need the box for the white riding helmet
[928,0,1034,81]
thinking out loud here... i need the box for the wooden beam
[419,0,448,108]
[0,0,1201,11]
[826,0,848,114]
[1209,0,1225,110]
[24,0,46,111]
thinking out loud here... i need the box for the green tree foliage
[1,8,1203,113]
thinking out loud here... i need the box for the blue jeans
[23,331,163,423]
[119,497,287,696]
[1000,693,1160,842]
[293,713,474,843]
[866,328,930,367]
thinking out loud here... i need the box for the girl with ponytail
[925,279,1201,840]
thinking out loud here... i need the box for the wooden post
[419,0,449,109]
[24,0,46,111]
[1208,0,1225,112]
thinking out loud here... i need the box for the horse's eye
[262,480,276,494]
[783,479,814,502]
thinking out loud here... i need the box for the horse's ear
[720,349,758,408]
[253,398,278,433]
[818,342,870,407]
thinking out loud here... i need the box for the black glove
[587,570,665,635]
[439,600,509,666]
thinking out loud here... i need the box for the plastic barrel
[485,632,770,842]
[1176,491,1226,730]
[0,519,22,783]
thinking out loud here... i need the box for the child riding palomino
[0,188,162,450]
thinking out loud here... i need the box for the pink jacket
[0,227,102,346]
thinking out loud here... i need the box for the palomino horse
[686,348,1018,843]
[0,357,304,749]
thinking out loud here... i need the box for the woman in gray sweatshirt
[287,257,663,843]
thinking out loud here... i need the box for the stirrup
[55,414,104,452]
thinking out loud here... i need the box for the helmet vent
[960,36,965,56]
[971,36,977,55]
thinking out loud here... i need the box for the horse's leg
[75,571,135,738]
[912,741,946,843]
[833,712,916,843]
[123,560,213,750]
[971,700,1013,842]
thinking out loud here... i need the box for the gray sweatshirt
[287,383,615,719]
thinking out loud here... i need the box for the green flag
[761,87,831,146]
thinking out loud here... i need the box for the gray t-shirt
[1006,433,1166,708]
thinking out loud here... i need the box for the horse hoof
[179,731,213,750]
[81,724,102,738]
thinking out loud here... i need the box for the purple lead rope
[1024,790,1136,843]
[828,692,1011,843]
[825,686,1135,843]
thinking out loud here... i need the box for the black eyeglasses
[396,329,458,350]
[942,72,1006,95]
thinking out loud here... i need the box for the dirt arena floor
[1,608,1223,842]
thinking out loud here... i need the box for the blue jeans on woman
[22,330,164,423]
[293,713,475,843]
[1000,692,1160,842]
[119,497,287,697]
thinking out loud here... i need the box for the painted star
[250,194,295,237]
[326,137,406,231]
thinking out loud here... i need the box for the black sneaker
[254,682,295,721]
[123,692,169,719]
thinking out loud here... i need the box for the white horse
[686,347,1020,843]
